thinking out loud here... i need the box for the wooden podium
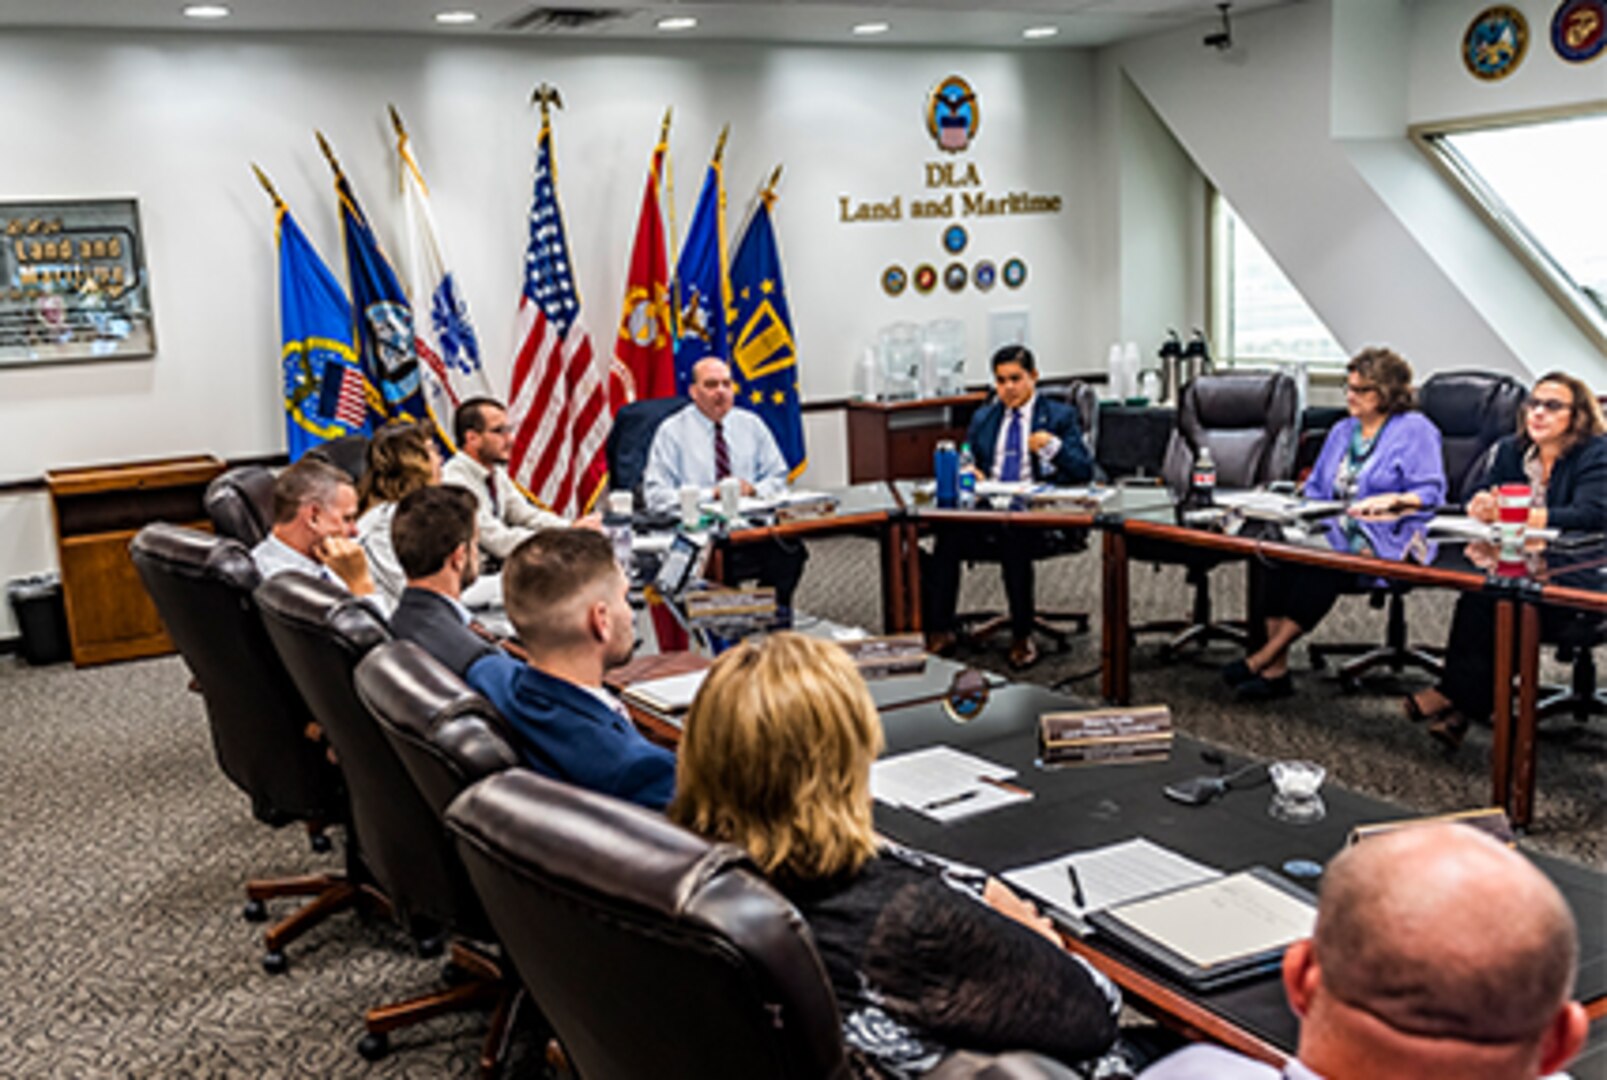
[845,393,985,482]
[45,455,225,666]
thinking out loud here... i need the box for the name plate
[1039,705,1173,767]
[684,586,777,623]
[837,634,927,678]
[1348,807,1515,847]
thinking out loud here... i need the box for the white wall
[0,28,1101,636]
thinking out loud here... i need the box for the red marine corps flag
[609,107,677,412]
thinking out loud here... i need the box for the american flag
[506,119,608,517]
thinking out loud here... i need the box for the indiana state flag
[672,149,731,396]
[328,140,425,425]
[729,191,805,477]
[273,202,370,460]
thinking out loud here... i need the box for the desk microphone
[1163,760,1269,806]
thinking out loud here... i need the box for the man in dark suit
[924,345,1094,669]
[388,485,499,678]
[466,529,676,811]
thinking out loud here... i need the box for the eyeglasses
[1344,382,1379,396]
[1525,397,1570,415]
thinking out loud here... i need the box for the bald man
[1140,824,1588,1080]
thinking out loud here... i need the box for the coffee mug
[678,485,701,529]
[717,476,742,518]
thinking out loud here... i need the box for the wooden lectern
[45,455,225,666]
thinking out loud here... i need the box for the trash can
[7,573,71,666]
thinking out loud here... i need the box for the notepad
[1214,490,1343,521]
[870,746,1027,822]
[1089,867,1317,990]
[1003,838,1220,937]
[620,669,709,714]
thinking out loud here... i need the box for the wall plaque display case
[0,197,155,366]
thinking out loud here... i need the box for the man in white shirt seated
[1139,824,1588,1080]
[441,396,598,567]
[251,458,379,601]
[642,356,806,610]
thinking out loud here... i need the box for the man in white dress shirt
[1138,824,1587,1080]
[642,357,805,609]
[441,397,597,567]
[251,458,379,600]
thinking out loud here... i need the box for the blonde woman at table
[1405,372,1607,749]
[355,422,441,604]
[1222,348,1445,701]
[671,633,1125,1078]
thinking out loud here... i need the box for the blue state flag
[332,158,425,425]
[729,193,805,477]
[274,203,371,460]
[672,155,731,396]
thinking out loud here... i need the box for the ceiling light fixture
[434,10,479,24]
[182,4,231,18]
[656,16,698,31]
[1022,25,1059,39]
[852,22,890,36]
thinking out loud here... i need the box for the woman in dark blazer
[1406,371,1607,748]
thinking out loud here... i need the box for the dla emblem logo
[366,300,420,403]
[926,75,978,153]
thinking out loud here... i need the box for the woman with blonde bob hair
[672,633,1122,1077]
[354,421,441,602]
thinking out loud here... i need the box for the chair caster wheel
[242,899,267,922]
[357,1032,389,1061]
[440,960,469,985]
[1310,654,1328,671]
[309,833,333,854]
[1338,675,1360,694]
[262,950,288,975]
[1158,646,1176,663]
[416,932,447,959]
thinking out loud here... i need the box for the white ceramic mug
[678,484,701,529]
[717,476,742,518]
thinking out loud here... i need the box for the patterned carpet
[0,534,1600,1076]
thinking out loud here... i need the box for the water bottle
[934,439,959,509]
[958,442,978,508]
[604,509,634,575]
[1191,446,1217,508]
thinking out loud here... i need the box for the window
[1209,192,1347,366]
[1415,107,1607,350]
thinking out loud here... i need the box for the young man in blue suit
[923,345,1094,669]
[467,529,676,811]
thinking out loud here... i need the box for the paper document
[461,575,503,612]
[1429,515,1558,542]
[870,746,1017,813]
[975,480,1037,499]
[1213,490,1342,520]
[1003,838,1220,936]
[1033,486,1116,504]
[1105,870,1315,969]
[621,669,709,714]
[631,532,675,554]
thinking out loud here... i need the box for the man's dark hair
[990,344,1036,375]
[271,458,353,525]
[392,485,478,579]
[454,397,505,448]
[503,529,620,649]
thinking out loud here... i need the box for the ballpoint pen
[1066,864,1086,908]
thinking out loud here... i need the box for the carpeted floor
[1,535,1601,1077]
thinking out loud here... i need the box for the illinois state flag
[729,190,805,477]
[609,126,675,411]
[396,113,492,449]
[272,200,371,460]
[506,110,609,516]
[328,136,426,425]
[672,149,731,396]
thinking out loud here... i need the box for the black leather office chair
[204,465,277,546]
[955,379,1101,652]
[256,573,515,1065]
[1309,371,1526,687]
[447,768,851,1080]
[306,433,371,483]
[606,396,690,507]
[354,640,526,1073]
[1135,371,1299,656]
[129,524,357,974]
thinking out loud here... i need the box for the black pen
[1066,864,1086,908]
[922,790,978,812]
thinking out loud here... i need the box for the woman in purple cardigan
[1223,348,1446,700]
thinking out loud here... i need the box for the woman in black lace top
[670,633,1121,1077]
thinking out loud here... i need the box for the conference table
[612,644,1607,1071]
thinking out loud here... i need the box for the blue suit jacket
[967,395,1094,485]
[467,654,677,811]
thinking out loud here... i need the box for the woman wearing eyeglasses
[1406,371,1607,748]
[1223,347,1445,701]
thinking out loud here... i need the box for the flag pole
[314,130,344,179]
[661,106,681,342]
[250,163,285,210]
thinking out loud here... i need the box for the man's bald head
[689,356,735,423]
[1315,824,1577,1045]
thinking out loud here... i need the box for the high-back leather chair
[1055,379,1100,461]
[130,523,355,973]
[447,769,850,1080]
[1141,371,1299,656]
[204,465,277,547]
[1419,370,1526,505]
[256,573,512,1063]
[606,396,690,507]
[306,433,370,483]
[1161,371,1299,493]
[352,638,525,1070]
